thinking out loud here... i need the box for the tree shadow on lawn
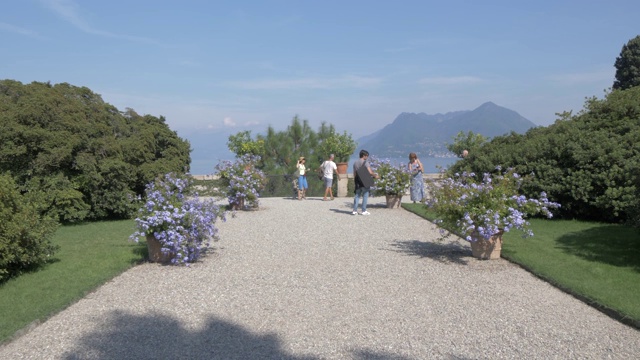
[555,224,640,272]
[388,239,471,265]
[61,311,413,360]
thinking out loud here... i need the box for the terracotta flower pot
[146,235,175,263]
[469,230,503,260]
[385,194,403,208]
[336,162,348,174]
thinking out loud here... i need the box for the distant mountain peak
[356,102,536,159]
[477,101,497,109]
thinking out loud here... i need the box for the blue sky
[2,0,639,173]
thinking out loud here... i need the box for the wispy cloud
[0,22,40,38]
[223,117,236,127]
[418,76,483,85]
[227,75,382,90]
[40,0,160,44]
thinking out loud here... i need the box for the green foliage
[0,80,191,222]
[0,174,58,281]
[613,35,640,90]
[447,131,488,158]
[226,116,354,197]
[227,130,265,157]
[449,86,640,225]
[318,128,356,163]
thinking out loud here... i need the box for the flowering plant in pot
[215,154,266,210]
[367,157,411,208]
[426,166,560,258]
[130,173,227,265]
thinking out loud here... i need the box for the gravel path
[1,196,639,359]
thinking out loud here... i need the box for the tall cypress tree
[613,35,640,90]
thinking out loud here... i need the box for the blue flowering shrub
[130,173,226,265]
[426,167,560,241]
[368,156,411,196]
[215,154,266,209]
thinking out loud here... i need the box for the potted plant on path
[368,157,411,208]
[426,166,560,259]
[215,154,267,210]
[130,173,227,264]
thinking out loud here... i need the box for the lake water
[348,156,459,174]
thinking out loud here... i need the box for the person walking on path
[352,149,377,215]
[296,157,308,200]
[319,154,338,201]
[408,152,424,203]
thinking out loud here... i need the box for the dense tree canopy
[0,80,191,222]
[449,86,640,225]
[226,117,355,197]
[227,116,348,175]
[613,35,640,90]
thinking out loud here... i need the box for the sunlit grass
[0,220,145,343]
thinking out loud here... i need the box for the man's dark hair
[359,150,369,158]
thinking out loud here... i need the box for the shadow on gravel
[329,208,357,215]
[388,239,470,265]
[351,349,413,360]
[63,311,316,360]
[62,311,418,359]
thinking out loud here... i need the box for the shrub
[215,154,266,208]
[368,157,411,196]
[426,167,560,241]
[0,174,58,281]
[129,173,226,265]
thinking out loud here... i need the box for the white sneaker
[352,211,358,215]
[361,211,371,216]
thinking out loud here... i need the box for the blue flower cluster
[368,156,412,196]
[215,154,266,208]
[130,173,226,265]
[428,167,560,241]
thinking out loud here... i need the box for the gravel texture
[1,196,639,359]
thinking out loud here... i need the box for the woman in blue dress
[408,152,424,203]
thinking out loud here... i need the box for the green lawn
[402,203,640,327]
[0,220,145,343]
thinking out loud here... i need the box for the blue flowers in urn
[426,166,560,242]
[130,173,226,265]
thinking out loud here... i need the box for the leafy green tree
[613,35,640,90]
[317,126,356,163]
[227,131,265,157]
[0,80,191,222]
[253,115,320,175]
[447,131,489,158]
[226,116,353,196]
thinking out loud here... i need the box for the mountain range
[355,102,537,159]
